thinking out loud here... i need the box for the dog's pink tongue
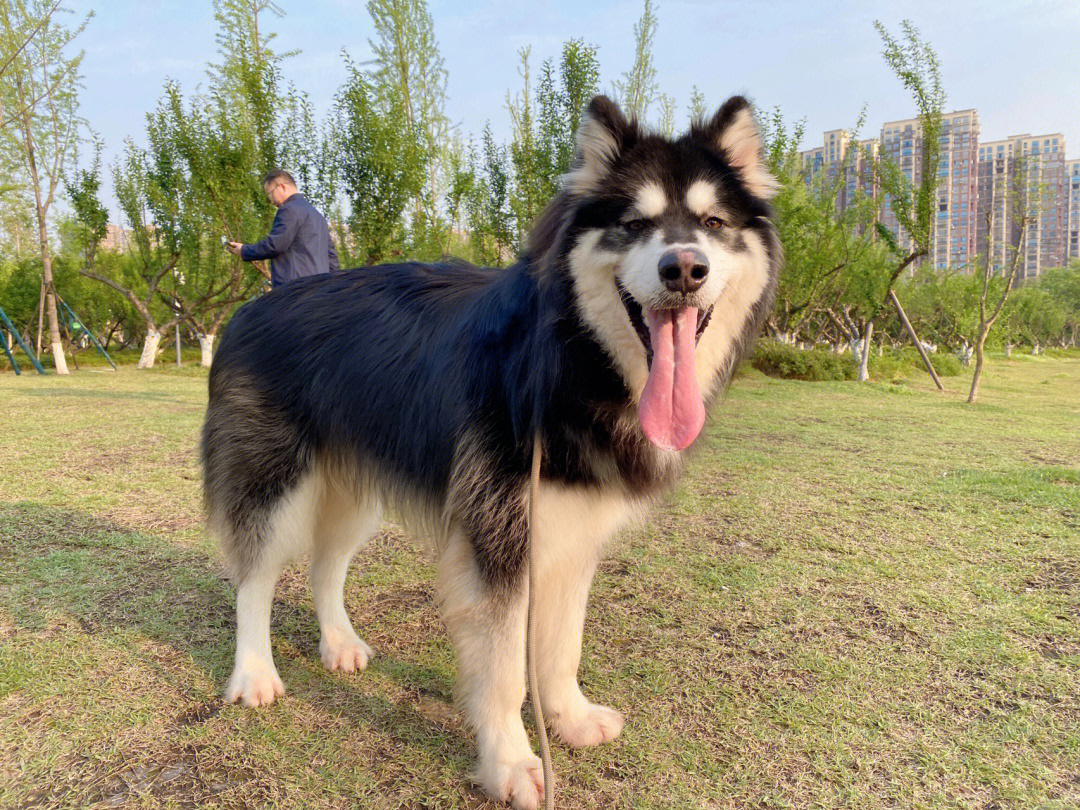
[639,308,706,451]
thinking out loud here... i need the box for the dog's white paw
[476,754,544,810]
[225,660,284,707]
[320,632,373,674]
[552,702,624,748]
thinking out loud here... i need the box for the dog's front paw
[224,659,284,707]
[552,702,624,748]
[319,631,373,674]
[475,754,544,810]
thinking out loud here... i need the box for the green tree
[334,54,424,265]
[873,19,947,389]
[463,124,513,265]
[70,139,188,368]
[533,40,600,202]
[1038,262,1080,347]
[507,47,544,247]
[0,0,89,373]
[761,108,884,379]
[613,0,659,120]
[687,85,706,123]
[366,0,449,257]
[152,1,295,364]
[966,162,1038,403]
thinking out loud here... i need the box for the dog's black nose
[658,248,709,295]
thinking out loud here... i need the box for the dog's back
[202,262,539,580]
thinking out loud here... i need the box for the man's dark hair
[263,168,295,188]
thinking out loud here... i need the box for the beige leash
[526,433,555,810]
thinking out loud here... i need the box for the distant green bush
[868,347,961,379]
[1043,347,1080,359]
[751,340,856,381]
[867,351,909,382]
[928,351,962,377]
[751,341,964,384]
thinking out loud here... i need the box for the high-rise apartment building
[976,134,1067,278]
[800,107,1077,278]
[977,138,1019,273]
[877,110,979,270]
[1015,133,1066,278]
[799,129,878,211]
[1065,158,1080,262]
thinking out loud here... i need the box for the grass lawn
[1,354,1078,809]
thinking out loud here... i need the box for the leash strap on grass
[527,432,555,810]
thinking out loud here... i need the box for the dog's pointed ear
[700,96,778,199]
[563,95,637,197]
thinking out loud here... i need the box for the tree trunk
[889,289,943,391]
[22,105,68,374]
[957,339,972,367]
[199,333,215,368]
[967,335,987,404]
[36,278,45,358]
[1004,343,1012,359]
[857,321,873,382]
[137,328,162,369]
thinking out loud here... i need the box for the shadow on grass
[0,501,472,805]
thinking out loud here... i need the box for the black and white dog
[202,95,780,809]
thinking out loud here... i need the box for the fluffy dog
[202,94,780,808]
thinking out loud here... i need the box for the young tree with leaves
[156,0,299,364]
[366,0,449,258]
[0,0,89,373]
[614,0,659,120]
[70,140,188,368]
[872,19,947,390]
[966,159,1040,403]
[334,53,424,265]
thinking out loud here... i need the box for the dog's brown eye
[624,219,649,232]
[703,216,724,230]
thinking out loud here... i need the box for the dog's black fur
[204,95,780,592]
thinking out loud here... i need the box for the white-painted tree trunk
[50,341,68,374]
[199,333,215,368]
[856,321,873,382]
[849,339,863,368]
[137,329,161,369]
[1004,343,1012,358]
[1032,341,1042,356]
[956,339,973,367]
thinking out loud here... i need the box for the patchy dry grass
[1,355,1078,809]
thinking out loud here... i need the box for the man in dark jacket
[227,169,339,286]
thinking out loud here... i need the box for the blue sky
[77,0,1080,219]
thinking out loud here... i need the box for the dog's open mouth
[615,278,714,367]
[615,278,713,452]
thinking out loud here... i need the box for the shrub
[867,351,909,382]
[1043,347,1080,359]
[928,351,962,377]
[751,340,856,381]
[870,347,961,380]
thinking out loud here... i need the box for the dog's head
[535,95,780,452]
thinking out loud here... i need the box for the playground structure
[0,291,115,374]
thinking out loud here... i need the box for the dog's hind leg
[311,483,380,674]
[225,564,285,707]
[436,530,543,810]
[224,472,320,707]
